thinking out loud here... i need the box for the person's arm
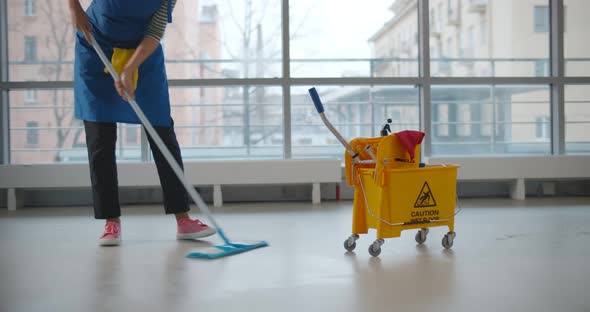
[116,0,177,101]
[68,0,91,42]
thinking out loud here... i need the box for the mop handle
[308,88,358,158]
[88,34,223,233]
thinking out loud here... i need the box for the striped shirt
[145,0,177,42]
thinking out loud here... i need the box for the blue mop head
[185,229,269,259]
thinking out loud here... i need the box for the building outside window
[430,9,437,32]
[24,89,37,103]
[24,36,37,62]
[466,26,475,57]
[456,103,472,137]
[480,17,487,46]
[447,0,454,19]
[534,6,549,32]
[480,103,493,137]
[535,116,550,140]
[26,121,39,145]
[437,104,450,137]
[24,0,35,16]
[535,60,549,77]
[125,127,138,144]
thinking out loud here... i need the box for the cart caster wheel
[368,244,381,257]
[415,228,429,244]
[343,234,359,252]
[368,239,384,257]
[343,240,356,251]
[442,232,455,249]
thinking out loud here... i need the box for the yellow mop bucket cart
[346,135,459,256]
[308,88,459,257]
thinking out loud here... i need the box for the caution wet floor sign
[409,181,440,223]
[414,182,437,208]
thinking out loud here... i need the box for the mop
[88,33,268,259]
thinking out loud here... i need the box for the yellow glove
[104,48,138,89]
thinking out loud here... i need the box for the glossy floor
[1,198,589,312]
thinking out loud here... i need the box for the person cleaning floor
[69,0,215,246]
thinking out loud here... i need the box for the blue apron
[74,0,172,127]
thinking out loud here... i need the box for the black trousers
[84,120,190,219]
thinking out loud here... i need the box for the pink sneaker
[177,218,216,240]
[99,220,121,246]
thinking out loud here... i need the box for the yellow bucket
[352,165,459,239]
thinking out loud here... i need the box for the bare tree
[215,0,315,148]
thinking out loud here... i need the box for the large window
[431,0,550,77]
[163,0,281,79]
[431,85,551,156]
[290,0,419,77]
[1,0,588,164]
[169,86,283,159]
[8,89,141,164]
